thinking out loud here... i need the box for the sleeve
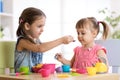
[73,46,82,55]
[73,46,79,55]
[101,46,107,54]
[96,45,107,54]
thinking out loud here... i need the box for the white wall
[12,0,111,64]
[111,0,120,13]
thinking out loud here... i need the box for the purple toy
[55,66,63,73]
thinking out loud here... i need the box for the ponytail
[99,21,109,40]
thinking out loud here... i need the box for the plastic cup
[19,66,29,74]
[5,68,10,75]
[62,65,70,72]
[76,68,87,74]
[87,67,96,76]
[40,69,50,77]
[42,64,55,74]
[55,66,63,73]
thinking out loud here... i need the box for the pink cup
[40,69,50,77]
[42,64,55,74]
[76,68,87,74]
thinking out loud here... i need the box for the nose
[40,27,44,32]
[78,34,82,38]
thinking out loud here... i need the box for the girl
[14,7,74,72]
[55,17,109,71]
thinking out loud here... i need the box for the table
[0,73,119,80]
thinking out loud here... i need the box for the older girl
[14,7,74,72]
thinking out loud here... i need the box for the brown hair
[76,17,109,40]
[16,7,46,37]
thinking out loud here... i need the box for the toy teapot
[95,62,107,74]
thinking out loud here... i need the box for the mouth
[79,39,83,42]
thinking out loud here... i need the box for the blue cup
[62,65,70,72]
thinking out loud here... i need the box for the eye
[38,25,43,28]
[81,32,85,35]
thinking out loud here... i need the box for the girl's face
[76,25,97,47]
[26,16,46,39]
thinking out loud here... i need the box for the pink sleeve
[73,46,80,55]
[101,46,107,54]
[96,45,107,54]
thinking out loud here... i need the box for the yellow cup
[87,67,96,76]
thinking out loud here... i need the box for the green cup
[19,66,30,75]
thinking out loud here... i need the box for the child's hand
[55,53,64,62]
[61,35,74,44]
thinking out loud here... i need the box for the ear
[92,30,97,38]
[24,22,30,30]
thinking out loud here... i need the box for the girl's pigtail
[99,21,109,40]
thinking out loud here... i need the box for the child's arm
[55,53,71,65]
[17,35,74,52]
[70,54,75,68]
[97,49,109,68]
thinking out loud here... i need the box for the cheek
[37,27,44,32]
[30,29,38,36]
[36,29,40,32]
[33,27,41,33]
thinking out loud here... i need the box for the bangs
[76,18,95,32]
[76,19,89,29]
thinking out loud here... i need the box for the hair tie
[97,21,100,25]
[19,19,23,24]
